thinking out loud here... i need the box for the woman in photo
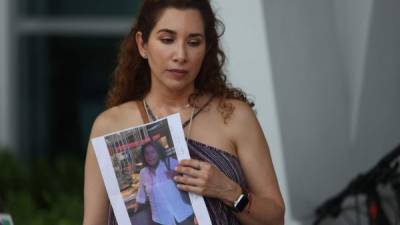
[134,141,194,225]
[83,0,285,225]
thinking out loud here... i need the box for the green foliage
[0,150,84,225]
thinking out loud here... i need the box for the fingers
[176,183,206,195]
[174,174,205,187]
[179,159,207,170]
[175,164,203,177]
[176,159,211,178]
[175,159,212,195]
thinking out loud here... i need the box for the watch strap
[229,190,249,212]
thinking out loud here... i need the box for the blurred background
[0,0,142,224]
[0,0,400,225]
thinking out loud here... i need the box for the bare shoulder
[221,99,263,152]
[198,97,258,155]
[90,101,143,138]
[223,98,257,129]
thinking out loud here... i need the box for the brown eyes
[188,40,201,47]
[160,38,174,44]
[159,38,202,47]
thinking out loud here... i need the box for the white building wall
[213,1,300,224]
[262,1,351,220]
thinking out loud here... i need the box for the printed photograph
[104,118,196,225]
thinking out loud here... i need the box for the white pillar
[0,0,14,151]
[213,1,300,224]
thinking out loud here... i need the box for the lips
[167,69,189,78]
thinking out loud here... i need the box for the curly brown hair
[106,0,254,121]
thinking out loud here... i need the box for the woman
[83,0,285,225]
[135,142,194,225]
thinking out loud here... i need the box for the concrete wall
[263,0,400,223]
[263,0,352,220]
[334,0,373,141]
[352,0,400,171]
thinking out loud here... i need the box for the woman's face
[144,145,160,167]
[137,8,206,93]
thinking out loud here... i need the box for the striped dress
[186,139,247,225]
[108,139,247,225]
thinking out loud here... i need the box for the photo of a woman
[135,141,195,225]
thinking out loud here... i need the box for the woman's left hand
[174,159,241,204]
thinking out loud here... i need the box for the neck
[148,161,160,173]
[146,85,195,116]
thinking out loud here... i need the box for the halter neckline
[143,96,213,128]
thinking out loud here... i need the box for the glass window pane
[18,36,122,158]
[21,0,142,17]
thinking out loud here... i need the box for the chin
[165,79,196,92]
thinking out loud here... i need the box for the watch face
[234,193,249,212]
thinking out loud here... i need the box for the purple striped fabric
[187,139,246,225]
[107,139,247,225]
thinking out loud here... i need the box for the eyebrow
[157,28,204,38]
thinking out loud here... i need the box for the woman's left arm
[229,101,285,225]
[175,101,285,225]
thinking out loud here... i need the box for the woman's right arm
[83,103,142,225]
[83,114,113,225]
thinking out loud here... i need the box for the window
[15,1,142,158]
[20,0,139,17]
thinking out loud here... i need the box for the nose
[173,42,187,63]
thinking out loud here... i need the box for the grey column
[0,0,14,151]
